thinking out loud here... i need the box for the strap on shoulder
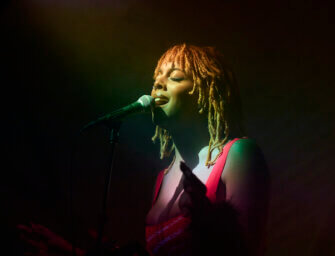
[205,138,243,203]
[152,170,165,205]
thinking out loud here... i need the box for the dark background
[1,0,334,255]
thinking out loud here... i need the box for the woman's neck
[169,120,210,170]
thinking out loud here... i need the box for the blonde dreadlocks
[152,44,245,167]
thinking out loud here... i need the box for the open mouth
[154,97,169,106]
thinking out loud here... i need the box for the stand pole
[93,121,122,255]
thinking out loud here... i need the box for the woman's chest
[146,165,225,226]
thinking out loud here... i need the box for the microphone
[80,95,154,132]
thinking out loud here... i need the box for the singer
[145,44,269,256]
[17,44,269,256]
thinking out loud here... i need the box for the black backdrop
[1,0,334,255]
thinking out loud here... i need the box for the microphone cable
[69,132,81,256]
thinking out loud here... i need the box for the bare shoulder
[229,138,264,161]
[222,139,270,255]
[222,138,269,181]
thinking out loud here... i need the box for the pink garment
[145,138,242,256]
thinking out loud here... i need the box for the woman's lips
[154,97,169,106]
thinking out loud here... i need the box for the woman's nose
[153,76,167,90]
[153,83,166,91]
[154,73,168,89]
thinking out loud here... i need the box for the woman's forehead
[158,61,178,71]
[156,60,190,74]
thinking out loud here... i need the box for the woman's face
[151,61,199,129]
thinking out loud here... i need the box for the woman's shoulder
[229,138,264,160]
[224,137,268,178]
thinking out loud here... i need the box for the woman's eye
[170,77,184,82]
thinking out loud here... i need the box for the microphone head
[137,95,154,108]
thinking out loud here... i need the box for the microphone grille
[137,95,154,108]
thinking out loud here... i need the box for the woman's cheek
[162,99,178,117]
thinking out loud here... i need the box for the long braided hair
[152,44,246,167]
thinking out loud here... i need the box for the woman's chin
[152,107,169,127]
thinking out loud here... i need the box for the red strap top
[146,138,242,256]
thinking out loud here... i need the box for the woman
[145,44,269,256]
[18,44,269,256]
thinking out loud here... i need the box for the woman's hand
[178,161,245,255]
[17,222,85,256]
[178,161,212,218]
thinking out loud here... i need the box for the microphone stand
[87,120,122,256]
